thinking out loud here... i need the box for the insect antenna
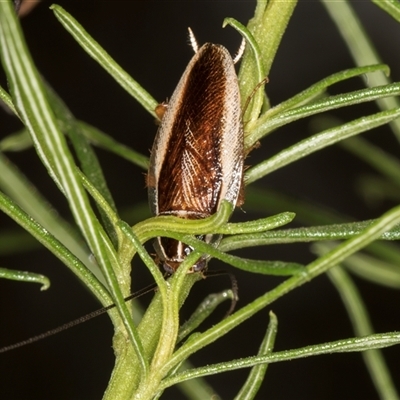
[241,76,270,121]
[203,270,239,317]
[187,27,199,53]
[0,282,157,354]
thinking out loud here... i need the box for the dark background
[1,1,400,399]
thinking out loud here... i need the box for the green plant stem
[103,268,201,400]
[223,18,265,126]
[118,221,167,300]
[131,256,202,399]
[239,0,297,124]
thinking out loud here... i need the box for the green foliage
[1,0,400,399]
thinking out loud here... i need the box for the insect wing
[148,43,243,218]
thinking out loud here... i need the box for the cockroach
[148,29,244,273]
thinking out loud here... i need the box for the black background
[1,1,400,399]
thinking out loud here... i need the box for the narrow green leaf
[132,204,292,250]
[340,136,400,185]
[247,63,390,146]
[245,107,400,185]
[315,239,400,291]
[118,220,166,297]
[234,312,278,400]
[244,186,400,274]
[327,266,399,400]
[249,82,400,146]
[0,230,39,255]
[0,153,94,272]
[0,189,112,305]
[321,0,400,141]
[44,83,119,245]
[134,229,303,276]
[0,129,32,151]
[124,202,298,276]
[268,64,387,114]
[220,219,400,252]
[78,121,149,170]
[178,290,235,343]
[161,332,400,388]
[50,4,158,117]
[0,84,17,115]
[0,267,50,290]
[172,234,303,275]
[344,252,400,289]
[219,212,295,235]
[133,200,234,243]
[372,0,400,23]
